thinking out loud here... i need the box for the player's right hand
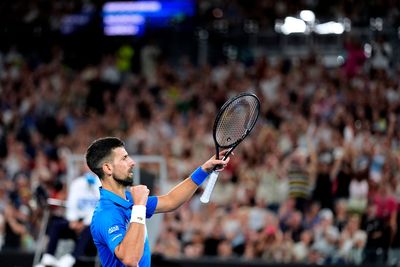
[130,185,149,206]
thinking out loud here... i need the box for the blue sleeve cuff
[190,167,209,186]
[146,196,158,218]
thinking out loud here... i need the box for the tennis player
[86,137,229,267]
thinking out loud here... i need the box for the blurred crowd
[1,0,399,34]
[151,36,400,266]
[0,29,400,266]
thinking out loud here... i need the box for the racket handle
[200,171,220,203]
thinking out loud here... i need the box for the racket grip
[200,171,220,204]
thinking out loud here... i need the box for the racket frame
[200,93,260,203]
[213,92,260,162]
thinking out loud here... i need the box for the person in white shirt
[37,171,101,267]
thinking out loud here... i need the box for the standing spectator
[140,39,161,87]
[342,36,367,78]
[332,149,353,200]
[348,162,369,214]
[311,148,335,211]
[370,35,392,73]
[372,184,397,223]
[284,148,310,213]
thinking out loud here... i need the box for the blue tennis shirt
[91,187,158,267]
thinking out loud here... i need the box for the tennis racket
[200,92,260,203]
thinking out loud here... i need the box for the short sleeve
[97,211,127,254]
[146,196,158,218]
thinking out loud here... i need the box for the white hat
[319,208,333,220]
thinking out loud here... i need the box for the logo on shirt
[108,225,119,234]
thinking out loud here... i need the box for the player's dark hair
[85,137,124,179]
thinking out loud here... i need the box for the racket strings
[215,96,259,147]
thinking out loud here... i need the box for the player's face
[111,147,136,186]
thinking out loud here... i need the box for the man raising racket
[86,137,229,267]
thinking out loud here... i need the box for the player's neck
[102,180,128,200]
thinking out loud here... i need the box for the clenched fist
[130,185,149,206]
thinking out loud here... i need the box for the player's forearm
[164,178,199,211]
[169,177,199,209]
[115,224,145,266]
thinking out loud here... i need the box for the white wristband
[130,205,146,225]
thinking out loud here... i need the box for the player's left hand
[201,150,232,173]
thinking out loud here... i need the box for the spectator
[3,202,35,251]
[281,211,304,243]
[348,169,369,214]
[292,230,313,263]
[217,239,234,258]
[369,35,392,73]
[284,148,310,212]
[256,153,288,211]
[333,198,349,232]
[332,151,353,200]
[203,218,224,256]
[336,214,367,263]
[363,203,391,264]
[302,201,321,230]
[312,209,340,263]
[153,227,181,258]
[342,36,367,78]
[2,173,36,252]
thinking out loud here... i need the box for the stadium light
[314,21,345,34]
[275,11,351,36]
[276,16,307,35]
[300,10,315,24]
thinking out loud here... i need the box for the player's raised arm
[155,152,230,213]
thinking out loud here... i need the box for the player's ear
[102,162,112,176]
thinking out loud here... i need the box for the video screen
[102,0,196,36]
